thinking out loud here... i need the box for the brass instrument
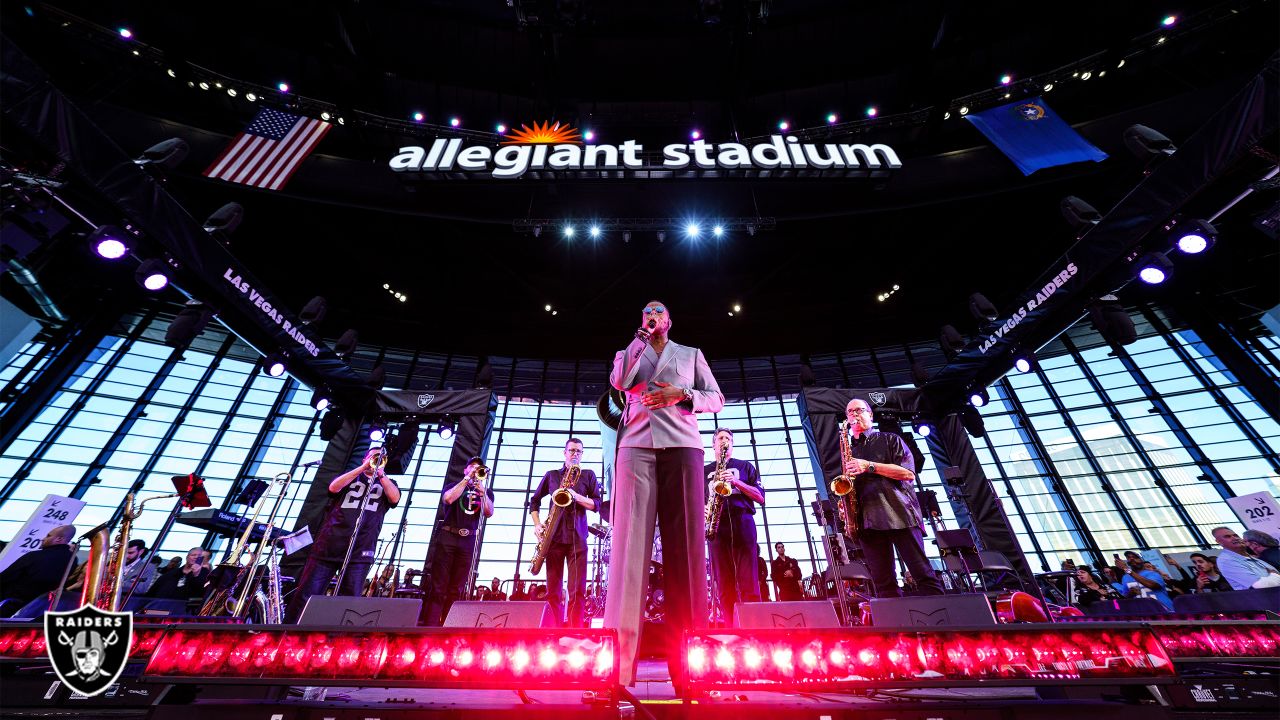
[230,473,291,618]
[198,480,274,616]
[364,533,401,598]
[81,490,182,611]
[529,463,580,574]
[704,438,732,539]
[830,421,860,540]
[370,446,388,471]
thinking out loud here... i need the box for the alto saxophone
[704,438,732,539]
[830,420,860,540]
[529,464,580,575]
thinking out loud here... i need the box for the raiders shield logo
[868,391,887,406]
[417,393,435,408]
[44,605,132,697]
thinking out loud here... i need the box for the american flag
[203,108,331,190]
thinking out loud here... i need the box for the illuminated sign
[389,122,902,179]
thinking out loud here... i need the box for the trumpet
[469,465,489,488]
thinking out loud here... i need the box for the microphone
[301,460,322,467]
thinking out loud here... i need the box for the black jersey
[313,474,398,563]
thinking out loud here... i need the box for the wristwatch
[867,463,877,475]
[680,387,693,404]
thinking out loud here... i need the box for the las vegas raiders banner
[44,605,132,697]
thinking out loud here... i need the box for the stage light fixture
[496,123,507,133]
[1170,218,1216,254]
[227,88,237,97]
[1135,252,1174,284]
[958,106,969,116]
[119,27,133,39]
[187,81,195,88]
[910,360,930,388]
[299,296,327,325]
[778,120,790,131]
[165,302,214,349]
[589,225,601,239]
[334,329,358,358]
[733,304,741,313]
[203,202,244,236]
[622,231,631,243]
[1000,74,1012,85]
[968,293,999,323]
[939,325,966,358]
[135,258,170,291]
[691,129,701,140]
[1013,354,1035,373]
[134,138,189,169]
[1081,71,1092,80]
[912,420,932,438]
[438,419,456,439]
[656,231,666,243]
[413,112,424,122]
[310,390,331,412]
[1161,14,1177,26]
[583,130,596,141]
[713,225,724,237]
[969,388,990,408]
[449,117,461,127]
[322,112,331,122]
[545,304,553,312]
[943,111,951,120]
[1124,124,1176,161]
[198,81,210,91]
[826,113,838,124]
[89,226,129,259]
[865,107,877,117]
[1043,82,1054,92]
[262,352,287,377]
[685,222,701,238]
[1061,195,1102,232]
[167,68,177,78]
[1088,295,1137,347]
[245,92,257,102]
[337,117,344,125]
[277,82,289,92]
[563,225,575,238]
[369,422,387,442]
[960,405,987,438]
[1117,59,1126,69]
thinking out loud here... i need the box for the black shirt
[0,544,74,604]
[702,457,762,516]
[1074,584,1121,605]
[314,474,398,562]
[528,466,601,545]
[440,478,495,533]
[771,556,802,590]
[848,429,922,531]
[147,566,211,601]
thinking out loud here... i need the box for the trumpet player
[424,456,494,626]
[286,446,400,623]
[842,398,941,598]
[704,428,765,623]
[528,438,600,627]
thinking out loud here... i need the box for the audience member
[1213,527,1280,590]
[1060,559,1077,572]
[144,548,211,602]
[1243,530,1280,570]
[1073,567,1122,606]
[1188,553,1233,593]
[510,581,528,601]
[483,577,507,601]
[1120,552,1173,610]
[0,525,76,613]
[120,539,157,596]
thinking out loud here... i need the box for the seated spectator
[1213,527,1280,590]
[1120,552,1173,610]
[0,525,77,614]
[1243,530,1280,570]
[144,548,211,603]
[1100,566,1126,596]
[1073,567,1121,606]
[1189,552,1233,593]
[483,577,507,601]
[1144,561,1186,598]
[119,539,157,596]
[532,584,547,601]
[510,581,528,601]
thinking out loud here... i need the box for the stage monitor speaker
[734,601,840,628]
[443,601,554,628]
[870,593,996,627]
[298,596,422,627]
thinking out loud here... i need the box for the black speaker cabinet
[734,601,841,628]
[298,596,423,627]
[869,594,996,627]
[443,601,554,628]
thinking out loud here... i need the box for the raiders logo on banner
[417,393,436,408]
[44,605,133,697]
[868,391,888,406]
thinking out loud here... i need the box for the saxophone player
[842,398,941,598]
[704,428,765,623]
[528,438,600,627]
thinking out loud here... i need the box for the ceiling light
[1043,83,1054,92]
[545,304,552,312]
[118,28,133,39]
[277,82,289,92]
[449,117,461,127]
[1000,74,1012,85]
[198,81,210,90]
[563,225,575,238]
[589,225,601,238]
[245,92,257,102]
[1135,252,1174,285]
[90,226,128,260]
[958,106,969,116]
[1161,15,1177,27]
[496,123,507,133]
[969,388,990,408]
[685,222,701,238]
[583,130,595,141]
[1172,219,1216,254]
[369,423,387,442]
[227,88,237,97]
[438,420,455,439]
[865,106,877,117]
[262,352,288,377]
[826,113,838,124]
[167,68,176,78]
[1013,355,1034,374]
[713,225,724,237]
[732,304,741,312]
[311,390,331,412]
[912,420,933,438]
[135,258,170,291]
[690,129,701,140]
[413,112,424,122]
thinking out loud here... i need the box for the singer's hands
[642,381,685,409]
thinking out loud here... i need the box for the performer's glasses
[643,306,666,315]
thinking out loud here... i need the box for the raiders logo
[868,391,887,406]
[44,605,132,697]
[417,393,436,408]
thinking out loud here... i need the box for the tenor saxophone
[528,464,580,575]
[704,438,732,539]
[830,420,860,540]
[81,490,182,611]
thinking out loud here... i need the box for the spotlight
[336,117,344,125]
[203,202,244,236]
[310,390,331,411]
[89,226,128,259]
[583,130,596,141]
[277,82,289,93]
[1000,74,1012,85]
[135,258,170,291]
[1170,218,1216,254]
[1124,124,1176,161]
[545,304,553,312]
[1043,82,1054,92]
[943,111,951,120]
[1061,196,1102,232]
[299,296,328,325]
[449,117,461,127]
[1013,354,1035,373]
[1135,252,1174,284]
[227,88,237,97]
[319,409,344,441]
[496,123,507,133]
[167,68,177,78]
[262,352,287,377]
[413,112,424,122]
[969,388,990,408]
[589,225,601,239]
[245,92,257,102]
[164,301,213,349]
[968,293,999,323]
[865,106,877,117]
[960,405,987,439]
[1088,295,1137,347]
[958,106,969,116]
[912,420,933,438]
[369,423,387,442]
[940,325,966,358]
[622,231,631,243]
[198,81,210,91]
[1081,71,1092,81]
[118,27,133,39]
[334,328,358,358]
[778,120,790,131]
[685,222,701,238]
[438,419,456,439]
[690,129,701,140]
[713,225,724,237]
[1161,14,1177,27]
[732,304,741,312]
[826,113,838,124]
[563,225,575,238]
[134,138,189,169]
[656,230,666,243]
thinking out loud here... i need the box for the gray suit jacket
[610,337,725,449]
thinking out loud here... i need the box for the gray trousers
[604,446,706,686]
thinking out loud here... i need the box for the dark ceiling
[2,1,1277,363]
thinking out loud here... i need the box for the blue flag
[965,98,1107,175]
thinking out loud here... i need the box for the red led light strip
[141,626,618,688]
[1148,622,1280,660]
[684,626,1179,689]
[0,624,167,661]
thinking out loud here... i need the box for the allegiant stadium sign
[388,122,902,180]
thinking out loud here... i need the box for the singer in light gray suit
[605,301,724,689]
